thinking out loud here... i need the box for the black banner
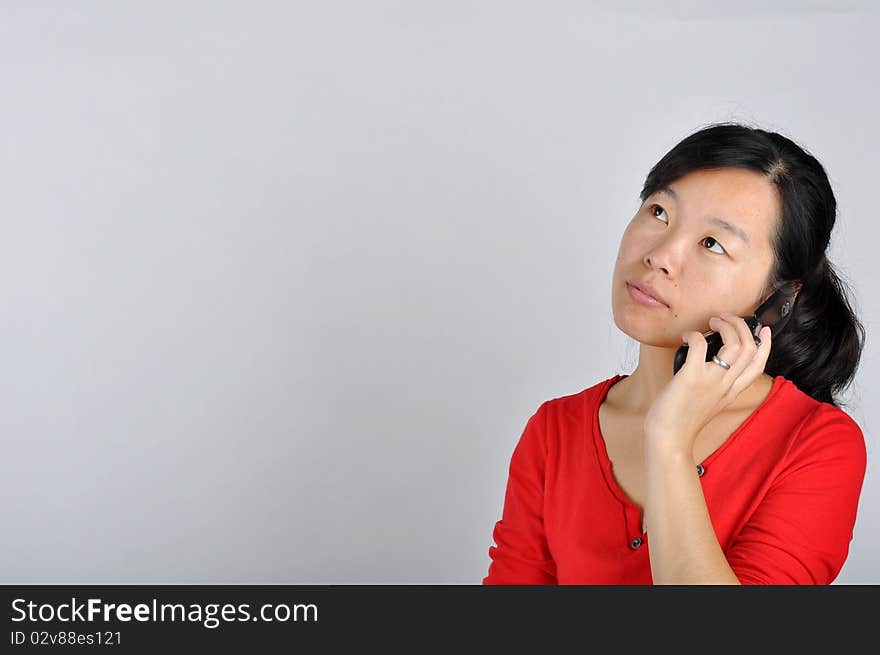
[3,585,876,651]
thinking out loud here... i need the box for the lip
[626,281,669,308]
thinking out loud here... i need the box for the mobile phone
[672,281,800,375]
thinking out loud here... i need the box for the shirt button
[696,464,705,477]
[630,537,643,549]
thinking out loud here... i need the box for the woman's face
[611,167,779,347]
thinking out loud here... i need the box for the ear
[763,281,803,304]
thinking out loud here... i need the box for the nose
[635,219,683,275]
[644,252,671,276]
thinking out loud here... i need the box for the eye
[649,203,668,222]
[701,236,726,255]
[648,203,726,255]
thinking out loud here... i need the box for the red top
[483,373,867,585]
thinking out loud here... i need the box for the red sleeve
[725,405,867,585]
[482,401,558,585]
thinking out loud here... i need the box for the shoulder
[522,375,619,451]
[777,395,867,485]
[798,401,864,453]
[535,375,615,423]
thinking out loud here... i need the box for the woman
[482,122,867,585]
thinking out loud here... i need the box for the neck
[616,342,773,415]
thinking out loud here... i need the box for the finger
[680,329,708,371]
[751,324,772,363]
[721,312,761,348]
[719,312,758,372]
[729,324,773,393]
[708,314,743,368]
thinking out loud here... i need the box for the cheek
[616,228,641,257]
[670,287,718,323]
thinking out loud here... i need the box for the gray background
[1,1,876,584]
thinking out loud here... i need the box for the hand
[643,312,772,454]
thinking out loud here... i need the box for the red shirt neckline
[590,373,788,528]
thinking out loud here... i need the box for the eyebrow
[654,185,751,246]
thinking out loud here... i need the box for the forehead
[650,168,778,247]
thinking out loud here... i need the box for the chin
[612,312,680,348]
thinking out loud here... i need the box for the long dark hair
[638,121,865,409]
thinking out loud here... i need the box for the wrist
[644,432,695,462]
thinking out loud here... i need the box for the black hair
[638,121,865,409]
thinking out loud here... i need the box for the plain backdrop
[0,1,876,584]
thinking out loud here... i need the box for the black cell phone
[672,281,800,375]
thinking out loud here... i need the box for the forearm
[643,440,741,585]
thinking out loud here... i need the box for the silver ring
[712,355,731,370]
